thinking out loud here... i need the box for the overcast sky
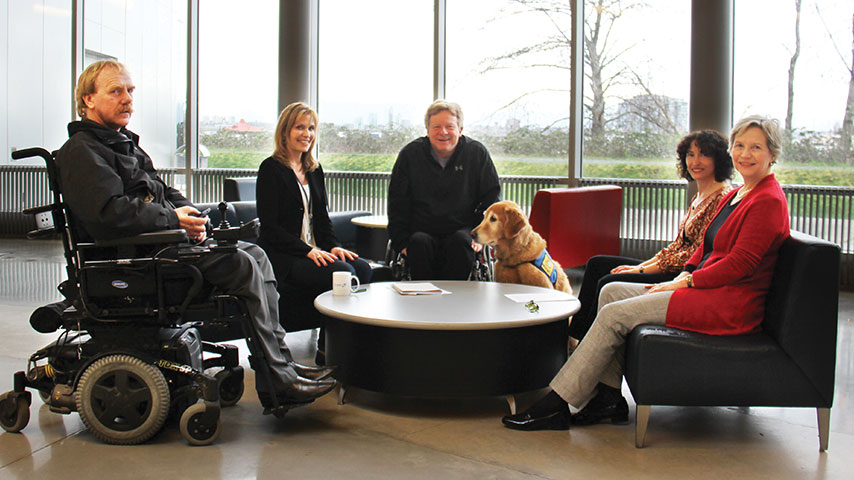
[200,0,853,133]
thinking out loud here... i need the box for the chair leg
[337,384,348,405]
[635,405,650,448]
[817,408,830,451]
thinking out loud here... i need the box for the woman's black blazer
[255,156,340,276]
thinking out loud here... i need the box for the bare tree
[843,14,854,154]
[619,68,682,134]
[785,0,803,136]
[816,7,854,156]
[584,0,639,138]
[479,0,645,136]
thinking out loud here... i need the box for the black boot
[258,376,338,408]
[571,383,629,426]
[279,376,337,403]
[502,390,570,431]
[290,361,335,380]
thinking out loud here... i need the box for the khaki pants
[551,282,672,407]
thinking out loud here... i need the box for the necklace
[733,185,753,203]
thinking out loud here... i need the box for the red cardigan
[666,174,790,335]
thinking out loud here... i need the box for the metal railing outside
[2,165,852,287]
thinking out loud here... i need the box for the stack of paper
[391,282,446,295]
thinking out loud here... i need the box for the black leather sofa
[197,177,371,332]
[625,230,840,450]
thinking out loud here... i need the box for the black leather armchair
[625,230,840,450]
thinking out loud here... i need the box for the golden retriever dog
[471,200,572,294]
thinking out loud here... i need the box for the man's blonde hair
[75,60,130,118]
[424,100,464,130]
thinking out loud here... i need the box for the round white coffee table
[315,281,579,412]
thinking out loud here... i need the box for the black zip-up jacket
[56,119,192,242]
[387,135,501,251]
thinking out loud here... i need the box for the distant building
[225,119,263,132]
[614,95,688,134]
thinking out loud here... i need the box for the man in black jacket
[56,60,335,409]
[388,100,501,280]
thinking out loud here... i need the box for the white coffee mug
[332,271,360,296]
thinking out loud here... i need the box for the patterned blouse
[653,184,732,272]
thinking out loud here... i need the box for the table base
[326,318,569,398]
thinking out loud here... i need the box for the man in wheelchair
[387,100,501,280]
[56,60,336,410]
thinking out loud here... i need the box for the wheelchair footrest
[262,400,311,419]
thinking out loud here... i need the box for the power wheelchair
[0,148,298,445]
[384,241,494,282]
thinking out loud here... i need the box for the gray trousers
[550,282,672,407]
[195,241,297,392]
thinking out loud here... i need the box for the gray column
[688,0,733,201]
[433,0,446,100]
[567,0,583,187]
[279,0,315,111]
[689,0,733,135]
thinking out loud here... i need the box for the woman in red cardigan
[503,115,790,431]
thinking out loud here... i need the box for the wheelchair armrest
[94,229,189,247]
[22,204,53,215]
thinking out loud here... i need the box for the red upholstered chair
[528,186,622,268]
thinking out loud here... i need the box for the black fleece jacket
[56,119,192,242]
[387,135,501,251]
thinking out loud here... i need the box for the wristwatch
[685,274,693,288]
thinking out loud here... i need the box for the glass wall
[734,0,854,186]
[1,0,72,166]
[446,0,572,177]
[317,0,433,171]
[580,0,690,180]
[199,0,278,170]
[83,0,187,169]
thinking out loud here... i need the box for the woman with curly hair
[569,130,733,342]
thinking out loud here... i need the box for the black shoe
[290,361,335,380]
[502,408,570,431]
[276,376,337,404]
[571,391,629,426]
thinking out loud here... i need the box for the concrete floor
[1,238,852,479]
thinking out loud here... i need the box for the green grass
[205,149,854,186]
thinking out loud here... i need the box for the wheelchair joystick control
[211,201,259,249]
[217,202,230,229]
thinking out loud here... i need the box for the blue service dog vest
[531,249,558,286]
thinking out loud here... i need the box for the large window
[446,0,572,177]
[199,0,278,170]
[734,0,854,186]
[317,0,433,171]
[580,0,690,180]
[2,0,72,166]
[83,0,187,169]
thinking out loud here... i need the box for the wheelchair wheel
[215,367,244,407]
[0,395,30,433]
[75,354,170,445]
[179,402,222,446]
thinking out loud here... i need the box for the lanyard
[297,180,312,218]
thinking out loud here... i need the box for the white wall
[2,0,72,166]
